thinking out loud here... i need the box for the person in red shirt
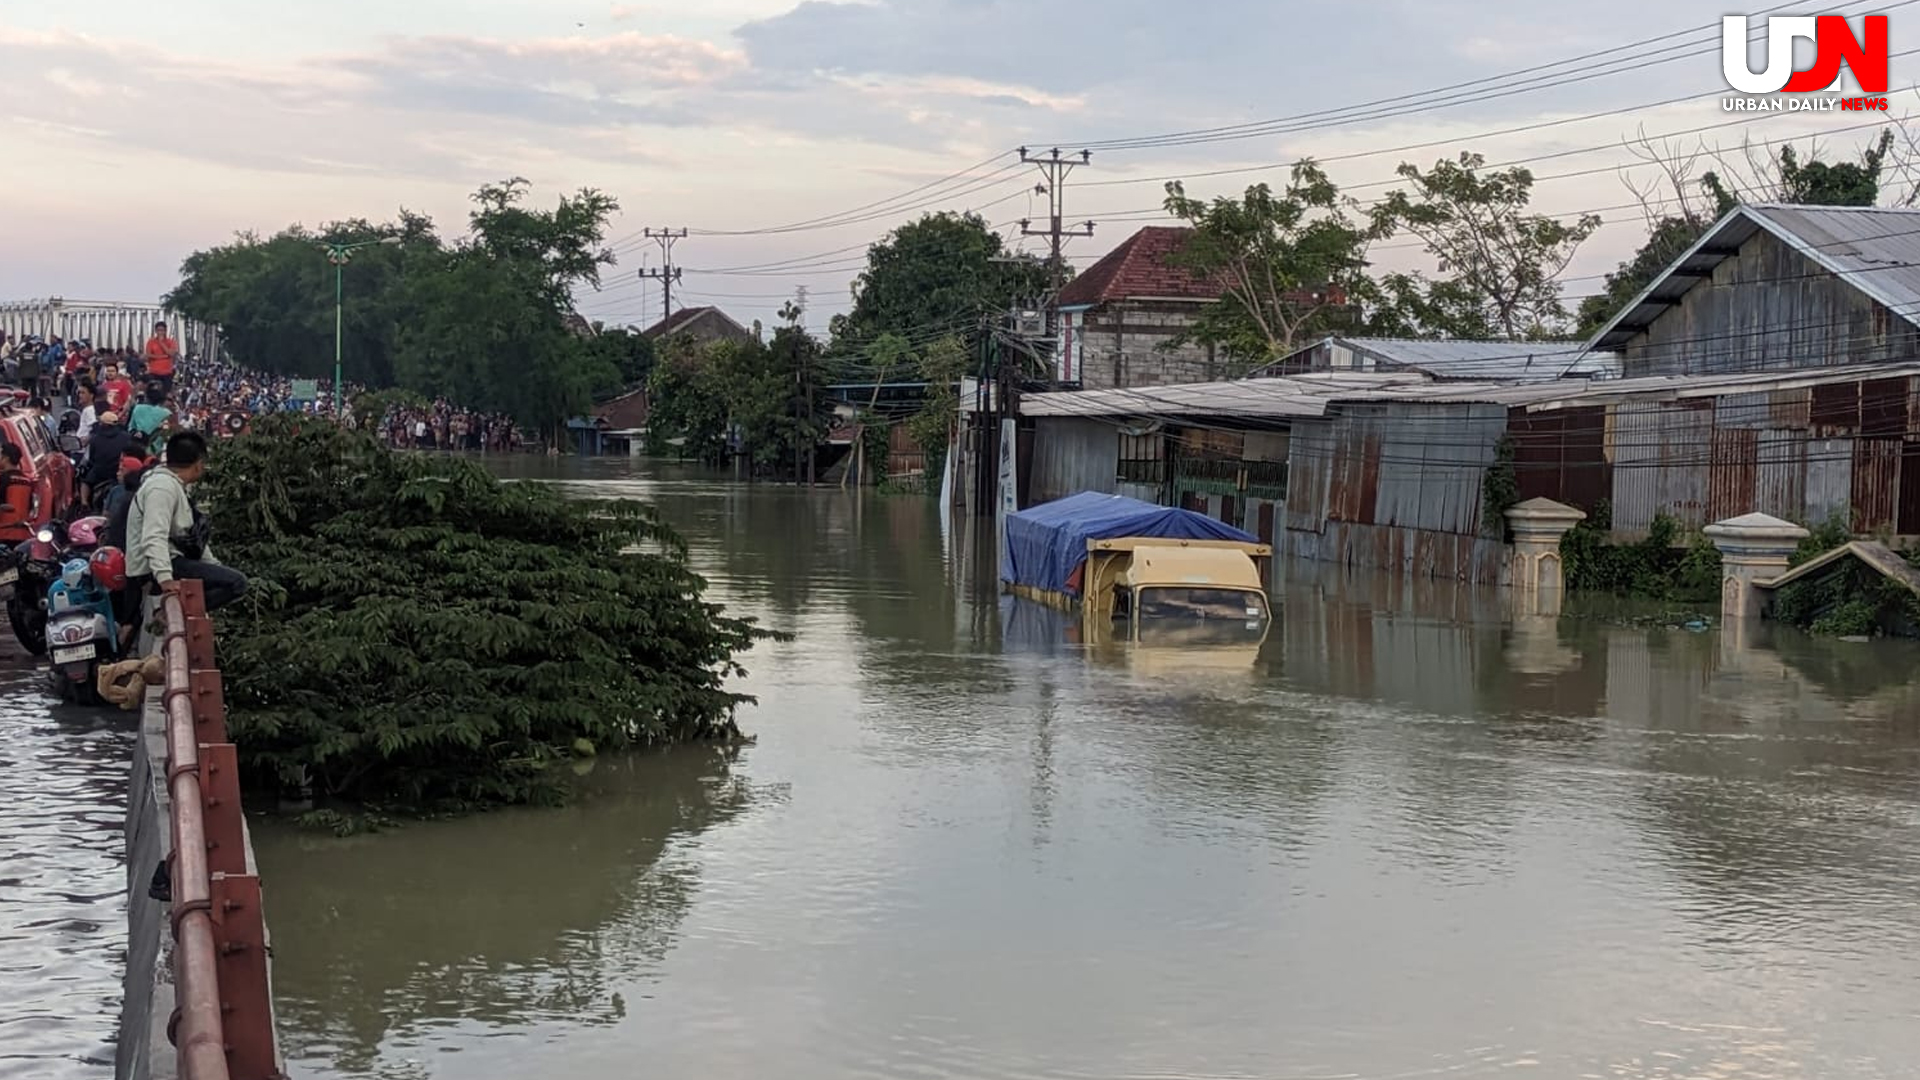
[100,363,136,416]
[144,321,180,395]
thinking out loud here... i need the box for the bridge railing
[160,579,280,1080]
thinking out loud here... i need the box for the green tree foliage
[202,416,777,813]
[1162,163,1382,361]
[1373,152,1601,339]
[645,320,829,478]
[163,179,626,430]
[903,336,969,484]
[581,327,656,387]
[1575,130,1898,336]
[829,212,1046,346]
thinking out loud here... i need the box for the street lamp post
[322,237,403,416]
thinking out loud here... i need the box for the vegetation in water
[1770,515,1920,638]
[1560,505,1722,603]
[1790,513,1856,567]
[201,416,781,818]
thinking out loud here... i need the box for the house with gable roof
[1587,203,1920,377]
[1054,226,1345,390]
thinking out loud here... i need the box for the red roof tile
[1056,227,1225,307]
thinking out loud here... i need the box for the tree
[904,335,969,485]
[830,212,1047,347]
[1374,152,1600,339]
[163,180,625,432]
[1163,162,1383,360]
[203,416,777,817]
[1575,127,1907,336]
[644,318,830,480]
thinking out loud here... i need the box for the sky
[3,1,1913,336]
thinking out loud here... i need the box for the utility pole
[638,228,687,318]
[794,285,808,331]
[1017,147,1094,335]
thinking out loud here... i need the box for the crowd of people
[0,326,526,454]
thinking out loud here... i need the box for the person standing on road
[126,432,247,612]
[143,321,179,397]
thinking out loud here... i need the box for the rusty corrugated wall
[1026,417,1120,505]
[1285,417,1335,535]
[1273,403,1510,583]
[1596,373,1916,538]
[1509,405,1609,511]
[1609,402,1712,535]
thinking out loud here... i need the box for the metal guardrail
[159,579,281,1080]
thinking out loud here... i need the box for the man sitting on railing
[126,432,248,615]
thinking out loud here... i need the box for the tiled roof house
[1055,226,1346,389]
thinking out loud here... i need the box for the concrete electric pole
[638,228,687,318]
[1017,148,1094,334]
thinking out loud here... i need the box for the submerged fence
[160,579,280,1080]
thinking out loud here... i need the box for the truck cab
[1085,540,1273,646]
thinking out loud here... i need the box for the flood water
[234,458,1920,1077]
[0,656,132,1080]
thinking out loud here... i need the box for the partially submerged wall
[118,692,177,1080]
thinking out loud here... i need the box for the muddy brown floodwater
[238,457,1920,1079]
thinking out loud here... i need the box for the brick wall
[1077,301,1223,388]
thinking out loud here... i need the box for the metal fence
[0,299,224,361]
[160,580,281,1080]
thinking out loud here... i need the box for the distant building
[1055,226,1344,390]
[642,306,755,348]
[591,385,650,431]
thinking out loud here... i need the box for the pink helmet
[67,517,105,547]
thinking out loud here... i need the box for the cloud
[732,0,1729,143]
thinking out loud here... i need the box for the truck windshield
[1137,587,1269,621]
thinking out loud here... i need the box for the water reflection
[272,458,1920,1079]
[252,747,756,1078]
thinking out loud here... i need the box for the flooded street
[0,656,132,1080]
[246,458,1920,1079]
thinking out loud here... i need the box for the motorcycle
[6,515,106,656]
[45,555,121,707]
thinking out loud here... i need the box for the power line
[1061,1,1903,154]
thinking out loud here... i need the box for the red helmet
[90,546,127,591]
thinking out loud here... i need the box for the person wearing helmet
[92,544,138,651]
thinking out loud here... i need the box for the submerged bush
[1561,508,1721,604]
[199,416,775,814]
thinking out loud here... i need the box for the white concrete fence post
[1505,498,1588,607]
[1703,513,1811,622]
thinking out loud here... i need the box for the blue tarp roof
[1000,491,1258,594]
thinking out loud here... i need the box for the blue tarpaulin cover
[1000,491,1259,595]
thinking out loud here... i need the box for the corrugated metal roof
[1588,203,1920,350]
[1017,371,1429,419]
[1271,336,1621,381]
[1020,360,1920,418]
[1339,360,1920,411]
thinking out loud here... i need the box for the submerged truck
[1000,492,1273,644]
